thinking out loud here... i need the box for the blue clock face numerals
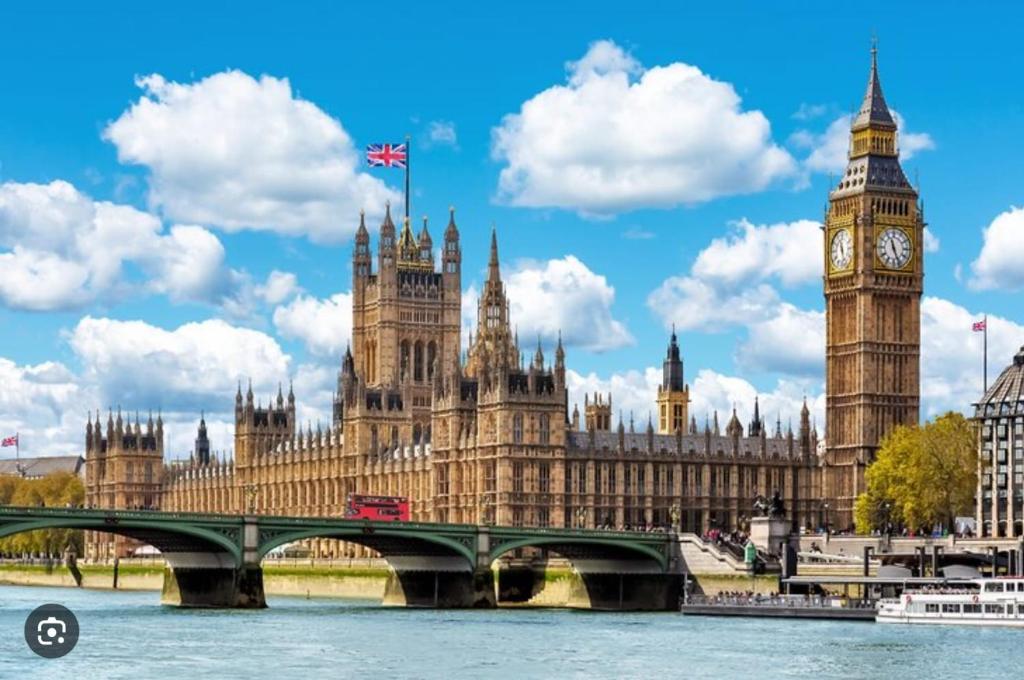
[876,228,911,269]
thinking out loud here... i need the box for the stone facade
[823,49,924,529]
[85,207,823,558]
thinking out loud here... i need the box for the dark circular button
[24,603,79,659]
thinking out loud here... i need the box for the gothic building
[823,47,924,528]
[82,49,926,555]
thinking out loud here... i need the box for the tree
[854,412,976,535]
[0,472,85,556]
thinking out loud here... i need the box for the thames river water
[0,585,1018,679]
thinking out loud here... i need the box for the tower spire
[488,224,500,283]
[853,40,895,131]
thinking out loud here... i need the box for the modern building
[975,346,1024,537]
[823,47,925,529]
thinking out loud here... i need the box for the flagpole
[984,314,988,393]
[404,134,411,221]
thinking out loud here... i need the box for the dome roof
[975,346,1024,417]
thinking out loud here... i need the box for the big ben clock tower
[824,47,923,528]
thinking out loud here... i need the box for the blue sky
[2,2,1023,458]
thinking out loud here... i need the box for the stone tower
[656,328,690,434]
[584,392,613,432]
[84,409,164,558]
[823,46,924,527]
[351,204,461,437]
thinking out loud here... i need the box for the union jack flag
[973,320,987,332]
[1,435,16,447]
[366,143,407,169]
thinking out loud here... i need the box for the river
[0,585,1017,679]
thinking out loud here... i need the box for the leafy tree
[0,472,85,556]
[855,412,976,534]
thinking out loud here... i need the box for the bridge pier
[160,564,266,608]
[381,558,496,608]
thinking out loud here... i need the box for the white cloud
[272,292,353,357]
[969,206,1024,290]
[505,255,632,352]
[648,217,825,378]
[792,103,828,121]
[566,366,823,434]
[104,71,399,243]
[920,297,1024,417]
[0,358,85,458]
[923,228,940,254]
[255,270,301,305]
[0,180,232,311]
[737,305,825,378]
[796,111,934,174]
[567,367,661,427]
[648,276,782,333]
[692,218,823,288]
[491,40,796,215]
[69,316,291,413]
[426,120,458,148]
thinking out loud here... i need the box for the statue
[753,490,786,519]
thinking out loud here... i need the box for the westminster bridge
[0,506,682,610]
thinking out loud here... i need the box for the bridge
[0,507,681,610]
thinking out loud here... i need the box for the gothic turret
[195,413,211,465]
[656,326,690,434]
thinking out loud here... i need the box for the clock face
[876,228,912,269]
[830,229,853,270]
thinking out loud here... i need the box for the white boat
[877,578,1024,627]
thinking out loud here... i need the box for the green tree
[0,472,85,556]
[855,412,976,535]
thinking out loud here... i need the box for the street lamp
[575,506,587,529]
[669,503,681,533]
[823,503,830,537]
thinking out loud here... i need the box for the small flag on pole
[366,143,408,168]
[972,320,987,332]
[1,435,17,447]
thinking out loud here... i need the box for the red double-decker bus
[345,494,410,521]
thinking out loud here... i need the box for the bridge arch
[256,524,476,567]
[488,535,669,572]
[0,510,243,567]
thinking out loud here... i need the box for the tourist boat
[876,578,1024,627]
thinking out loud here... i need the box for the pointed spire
[445,205,459,239]
[277,382,284,407]
[288,380,295,406]
[852,39,895,130]
[382,200,395,230]
[356,209,369,238]
[487,224,501,283]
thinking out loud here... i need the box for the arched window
[413,423,422,445]
[400,340,410,382]
[370,425,378,453]
[427,342,437,380]
[414,341,424,382]
[513,413,524,444]
[539,413,550,444]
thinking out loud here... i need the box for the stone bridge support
[380,528,496,608]
[160,517,265,608]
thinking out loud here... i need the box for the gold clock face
[876,228,912,269]
[829,229,853,270]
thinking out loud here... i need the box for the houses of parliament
[84,49,924,558]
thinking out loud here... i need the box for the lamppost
[823,502,831,539]
[881,501,892,546]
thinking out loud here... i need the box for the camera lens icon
[24,604,79,659]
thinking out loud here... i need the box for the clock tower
[823,47,924,528]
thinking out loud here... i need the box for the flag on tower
[1,435,17,447]
[972,320,987,332]
[366,143,408,168]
